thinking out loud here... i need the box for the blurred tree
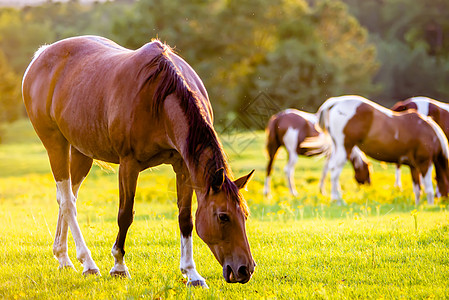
[0,8,54,74]
[5,0,445,131]
[0,49,21,123]
[251,0,378,112]
[341,0,449,103]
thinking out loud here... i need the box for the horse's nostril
[238,265,249,277]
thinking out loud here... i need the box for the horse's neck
[182,146,227,193]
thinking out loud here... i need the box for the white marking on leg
[180,235,207,286]
[264,176,271,196]
[329,150,346,204]
[283,127,299,196]
[395,166,402,189]
[110,245,130,277]
[413,182,421,206]
[422,165,435,205]
[53,211,75,270]
[56,180,99,274]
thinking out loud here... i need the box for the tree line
[0,0,448,131]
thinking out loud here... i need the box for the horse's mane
[138,40,248,216]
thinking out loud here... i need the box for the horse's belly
[359,142,407,164]
[68,133,120,164]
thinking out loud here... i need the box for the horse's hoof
[83,269,101,276]
[187,280,208,288]
[110,270,131,279]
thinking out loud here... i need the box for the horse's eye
[218,213,230,223]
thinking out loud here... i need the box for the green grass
[0,119,448,299]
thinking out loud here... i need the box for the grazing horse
[264,109,370,196]
[22,36,256,287]
[391,97,449,189]
[309,95,449,205]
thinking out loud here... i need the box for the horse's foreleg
[329,148,347,205]
[175,165,207,288]
[422,164,434,205]
[110,157,140,278]
[410,166,422,206]
[284,152,299,197]
[394,164,402,190]
[47,138,98,275]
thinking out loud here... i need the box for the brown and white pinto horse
[310,95,449,205]
[391,97,449,190]
[264,109,370,197]
[22,36,255,287]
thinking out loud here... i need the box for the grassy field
[0,119,448,299]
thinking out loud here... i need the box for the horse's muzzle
[223,262,255,284]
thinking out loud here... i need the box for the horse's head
[195,168,255,284]
[353,161,372,185]
[350,147,371,185]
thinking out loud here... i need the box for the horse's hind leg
[421,163,434,205]
[284,151,299,197]
[264,142,279,196]
[283,128,299,197]
[409,166,422,206]
[44,134,99,275]
[69,147,99,274]
[70,146,93,198]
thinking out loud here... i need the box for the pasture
[0,119,448,299]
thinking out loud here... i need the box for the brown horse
[22,36,255,287]
[392,97,449,190]
[264,109,370,196]
[308,95,449,205]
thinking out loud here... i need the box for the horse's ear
[234,169,255,190]
[212,168,225,192]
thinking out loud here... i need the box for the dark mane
[138,41,248,215]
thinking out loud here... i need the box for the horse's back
[22,36,205,163]
[280,110,317,137]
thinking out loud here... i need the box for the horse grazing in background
[264,109,371,197]
[308,95,449,205]
[22,36,255,287]
[391,96,449,189]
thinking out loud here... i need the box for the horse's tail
[427,116,449,197]
[266,114,282,150]
[301,107,333,157]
